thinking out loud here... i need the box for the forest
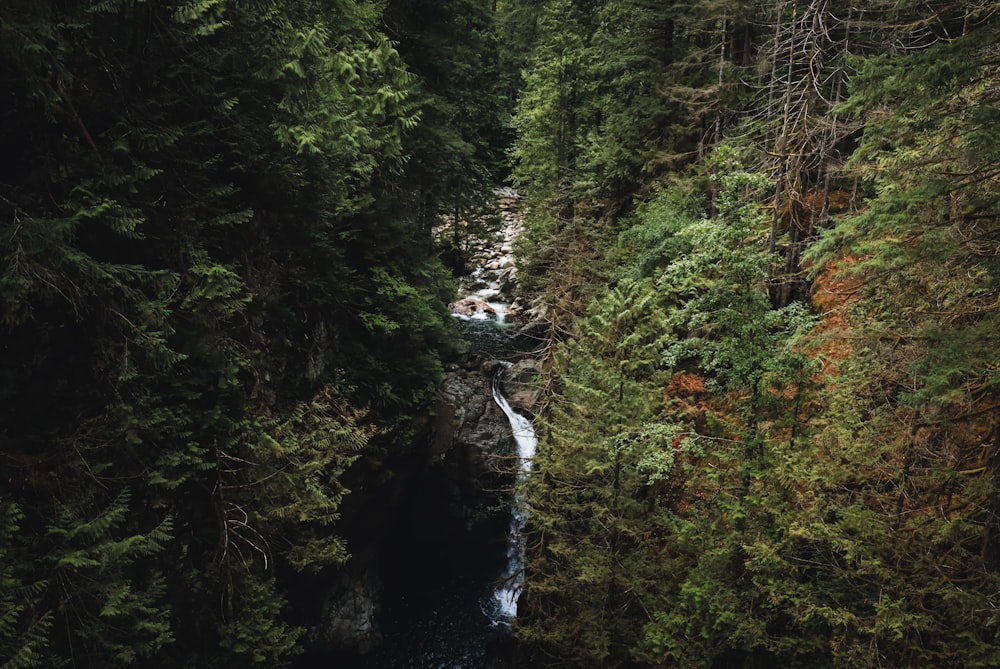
[1,0,998,668]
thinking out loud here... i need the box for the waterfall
[489,363,537,623]
[301,191,528,668]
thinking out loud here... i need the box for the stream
[306,191,536,668]
[489,363,537,621]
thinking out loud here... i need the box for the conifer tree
[792,6,1000,664]
[520,279,674,664]
[383,0,508,254]
[512,2,1000,668]
[0,0,466,664]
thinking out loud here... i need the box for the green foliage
[0,501,49,669]
[251,385,370,571]
[510,0,728,212]
[520,277,678,664]
[789,16,1000,666]
[0,0,486,664]
[382,0,508,272]
[610,185,701,281]
[510,0,594,205]
[522,151,824,667]
[44,493,174,664]
[515,4,1000,668]
[215,570,303,664]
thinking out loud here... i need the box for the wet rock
[433,360,512,463]
[501,358,544,416]
[451,296,498,319]
[503,299,523,320]
[449,189,524,318]
[485,256,514,272]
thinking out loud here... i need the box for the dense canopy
[2,0,999,667]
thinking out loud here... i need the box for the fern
[0,612,53,669]
[172,0,227,25]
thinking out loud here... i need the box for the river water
[311,280,535,668]
[490,363,537,621]
[302,192,533,668]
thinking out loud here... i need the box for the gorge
[2,2,999,668]
[300,191,539,668]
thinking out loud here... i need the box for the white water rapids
[489,363,537,622]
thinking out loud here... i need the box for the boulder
[310,570,383,655]
[430,359,519,540]
[495,268,517,300]
[501,358,543,416]
[450,296,498,319]
[433,360,513,462]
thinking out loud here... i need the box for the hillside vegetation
[2,1,999,667]
[0,0,504,664]
[507,1,1000,667]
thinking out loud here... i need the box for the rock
[468,277,491,291]
[495,266,517,296]
[432,368,479,460]
[503,300,522,319]
[433,360,513,461]
[501,358,543,415]
[450,296,498,319]
[310,570,383,654]
[429,359,519,542]
[512,317,549,351]
[447,189,526,326]
[308,359,516,660]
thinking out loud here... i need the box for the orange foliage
[826,188,855,215]
[809,255,864,374]
[665,372,708,396]
[662,372,713,433]
[797,188,855,228]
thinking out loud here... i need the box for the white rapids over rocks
[489,363,537,622]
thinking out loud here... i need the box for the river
[323,319,534,668]
[304,193,536,668]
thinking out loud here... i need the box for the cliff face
[435,357,519,498]
[305,356,518,660]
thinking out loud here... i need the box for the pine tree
[792,6,1000,664]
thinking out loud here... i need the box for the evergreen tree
[793,7,1000,664]
[520,278,676,664]
[512,1,1000,668]
[0,0,473,664]
[381,0,508,269]
[635,155,824,668]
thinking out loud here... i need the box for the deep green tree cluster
[383,0,509,250]
[510,0,1000,667]
[0,0,504,665]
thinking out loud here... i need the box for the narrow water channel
[311,289,535,668]
[366,270,536,666]
[490,363,537,621]
[302,193,532,668]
